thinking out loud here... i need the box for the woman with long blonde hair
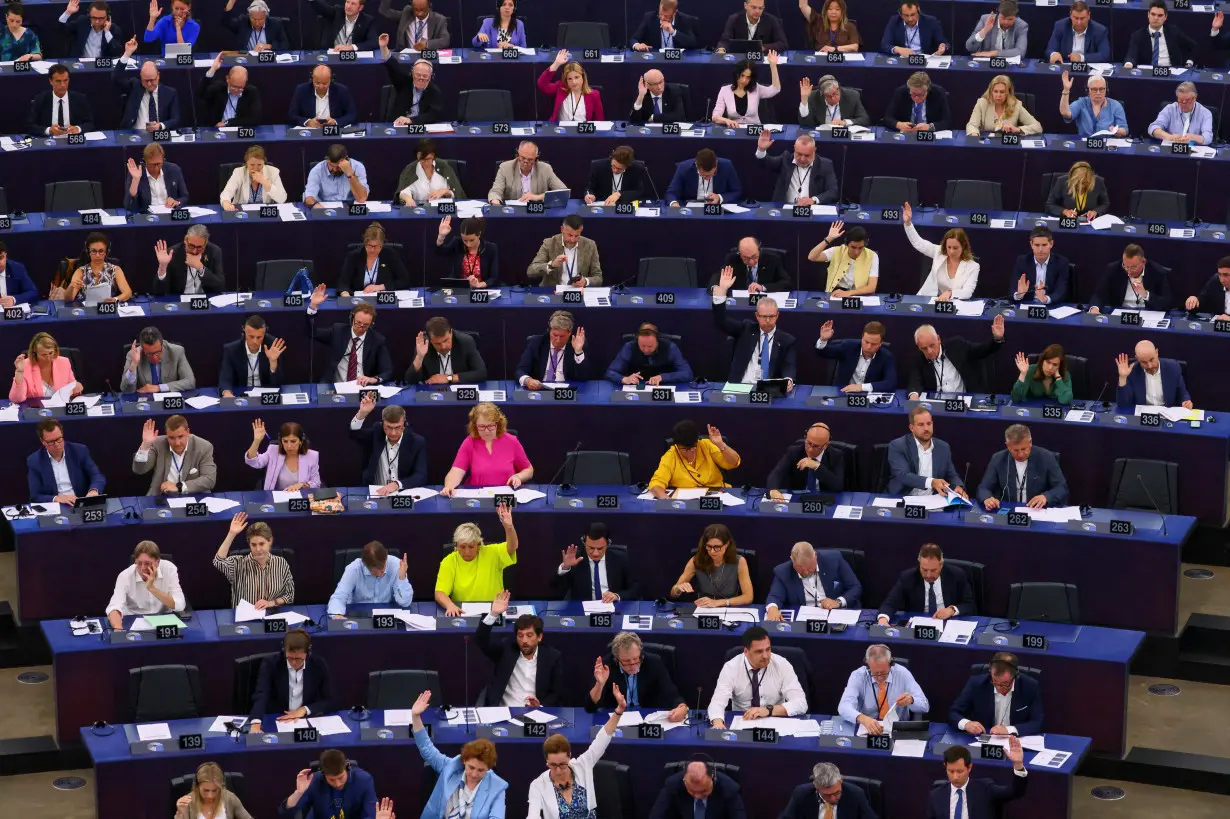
[1045,161,1110,221]
[174,762,253,819]
[966,74,1041,135]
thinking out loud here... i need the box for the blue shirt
[1147,101,1214,144]
[603,340,694,385]
[837,663,931,724]
[143,15,201,45]
[1064,96,1128,137]
[304,158,369,204]
[327,556,413,615]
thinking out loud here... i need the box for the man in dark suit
[308,285,394,384]
[516,310,594,389]
[780,763,878,819]
[905,315,1006,398]
[1123,0,1196,68]
[405,316,487,385]
[379,35,444,124]
[114,42,181,131]
[884,72,952,131]
[767,422,845,498]
[379,0,451,51]
[151,225,226,296]
[878,542,977,623]
[1010,226,1070,306]
[249,629,334,732]
[712,268,797,388]
[1115,340,1192,410]
[800,75,872,127]
[1088,244,1174,315]
[123,144,189,213]
[0,243,40,307]
[816,320,897,392]
[717,0,788,52]
[1045,2,1110,63]
[221,0,291,51]
[27,419,105,503]
[585,146,648,204]
[765,541,861,618]
[554,522,638,601]
[350,394,428,492]
[650,762,746,819]
[308,0,380,50]
[881,1,949,54]
[60,0,126,59]
[927,741,1028,819]
[976,424,1069,510]
[288,65,357,127]
[666,150,743,207]
[476,591,563,707]
[1184,259,1230,319]
[709,237,792,293]
[629,70,688,123]
[631,0,700,50]
[754,130,838,206]
[950,652,1045,737]
[587,631,686,717]
[27,64,95,137]
[199,58,261,127]
[219,315,286,397]
[887,407,967,497]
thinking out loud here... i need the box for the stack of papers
[1064,409,1095,423]
[1089,214,1125,231]
[581,601,615,614]
[308,715,351,735]
[1047,306,1080,320]
[1135,405,1203,422]
[729,716,820,736]
[131,613,187,631]
[185,396,220,409]
[0,405,18,423]
[1013,506,1082,523]
[795,605,828,622]
[150,205,214,218]
[1030,749,1071,768]
[208,293,254,308]
[372,608,436,630]
[936,619,978,644]
[892,739,928,757]
[136,723,172,741]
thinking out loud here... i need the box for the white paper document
[475,707,513,723]
[1135,405,1203,423]
[827,609,863,626]
[617,711,644,726]
[892,739,928,757]
[235,600,266,622]
[795,606,829,622]
[461,603,492,617]
[582,601,616,614]
[621,614,653,630]
[308,715,351,735]
[205,498,241,514]
[522,710,558,723]
[271,490,302,503]
[384,709,413,726]
[903,494,952,511]
[1088,214,1124,230]
[209,292,253,308]
[1064,409,1095,423]
[936,619,978,644]
[1047,306,1080,320]
[276,718,309,732]
[136,723,173,741]
[833,505,863,520]
[730,717,820,736]
[266,611,311,626]
[1014,505,1082,523]
[1030,749,1071,768]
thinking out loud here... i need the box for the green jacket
[1010,363,1073,405]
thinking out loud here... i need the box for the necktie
[346,337,359,380]
[806,464,818,493]
[58,98,66,128]
[416,20,425,43]
[149,92,158,126]
[652,95,662,116]
[925,582,936,615]
[877,679,891,719]
[591,560,602,600]
[749,265,758,283]
[151,362,161,385]
[1152,31,1161,65]
[694,799,705,819]
[954,787,964,819]
[758,333,770,379]
[912,102,923,124]
[823,805,833,819]
[749,668,762,707]
[627,673,639,708]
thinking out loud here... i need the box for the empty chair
[833,548,868,599]
[231,651,278,713]
[255,259,314,291]
[860,176,918,206]
[826,440,860,491]
[367,669,442,708]
[737,548,760,601]
[842,775,884,819]
[1017,92,1036,114]
[1008,581,1080,624]
[1130,189,1187,222]
[57,346,87,389]
[944,179,1002,210]
[45,180,103,211]
[128,664,204,722]
[871,442,892,493]
[563,451,632,485]
[558,21,609,48]
[1038,171,1065,209]
[593,760,636,819]
[637,257,697,287]
[458,89,514,122]
[1108,458,1179,514]
[672,82,694,120]
[0,186,7,214]
[944,559,986,615]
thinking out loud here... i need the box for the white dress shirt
[610,171,624,192]
[245,348,261,386]
[852,353,874,388]
[1122,278,1148,307]
[1144,369,1164,406]
[287,661,306,711]
[745,18,758,40]
[334,332,366,381]
[135,91,155,130]
[562,93,587,122]
[106,561,186,615]
[314,92,331,122]
[335,18,356,46]
[926,579,949,612]
[949,784,970,819]
[994,682,1016,732]
[707,654,808,722]
[696,175,713,200]
[912,438,935,496]
[1223,289,1230,315]
[1034,259,1048,289]
[49,453,74,494]
[375,439,402,487]
[407,170,449,203]
[503,647,538,706]
[146,171,168,209]
[932,348,967,393]
[785,161,812,203]
[739,329,774,384]
[47,91,72,135]
[0,271,7,297]
[1072,30,1086,55]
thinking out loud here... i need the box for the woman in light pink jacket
[244,419,321,491]
[711,50,782,127]
[10,332,81,402]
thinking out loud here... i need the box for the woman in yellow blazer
[648,420,740,498]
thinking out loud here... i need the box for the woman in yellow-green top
[648,419,741,498]
[435,504,518,616]
[1010,344,1073,405]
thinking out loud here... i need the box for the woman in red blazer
[10,332,82,402]
[536,49,605,122]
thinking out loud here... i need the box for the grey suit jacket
[120,341,196,394]
[965,15,1029,59]
[488,159,569,203]
[801,87,871,127]
[527,235,603,286]
[132,434,217,495]
[379,1,450,49]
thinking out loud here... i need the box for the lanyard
[611,173,622,192]
[565,94,583,121]
[170,449,184,478]
[439,352,452,374]
[547,347,564,379]
[384,443,400,480]
[791,166,811,198]
[248,183,263,204]
[364,257,379,286]
[699,177,711,198]
[247,352,261,386]
[564,252,576,282]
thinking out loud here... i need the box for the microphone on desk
[701,99,711,125]
[102,378,117,403]
[1087,381,1110,411]
[546,441,583,495]
[693,685,705,736]
[1135,474,1169,537]
[607,274,638,294]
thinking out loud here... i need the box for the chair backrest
[564,451,632,485]
[830,548,867,599]
[944,558,986,616]
[1008,581,1081,624]
[721,644,812,712]
[825,440,860,492]
[1039,172,1065,207]
[871,443,892,493]
[128,664,203,722]
[637,257,697,288]
[670,82,694,121]
[58,346,87,390]
[1108,458,1179,514]
[594,759,635,819]
[380,84,396,122]
[169,772,245,817]
[46,180,103,212]
[643,642,678,687]
[860,176,918,206]
[231,651,279,713]
[737,547,759,600]
[0,186,7,215]
[969,662,1042,680]
[841,776,883,819]
[1016,92,1036,115]
[367,669,442,709]
[944,179,1003,210]
[269,547,296,579]
[458,89,514,122]
[1130,189,1188,222]
[219,162,243,193]
[662,761,740,783]
[558,21,609,48]
[334,547,403,585]
[256,259,314,292]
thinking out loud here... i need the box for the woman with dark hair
[245,418,321,490]
[436,215,501,287]
[529,686,625,819]
[712,51,781,127]
[397,138,465,206]
[800,0,860,51]
[473,0,525,47]
[337,221,410,296]
[1011,344,1072,404]
[1,4,42,61]
[65,232,132,302]
[669,523,754,607]
[648,420,740,498]
[584,145,646,205]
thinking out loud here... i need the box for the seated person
[221,317,284,397]
[0,242,38,307]
[199,59,261,127]
[516,310,593,389]
[877,542,977,623]
[405,316,487,385]
[754,131,838,206]
[649,420,740,498]
[221,0,290,51]
[1148,81,1214,145]
[246,420,319,491]
[337,222,410,296]
[1046,1,1110,63]
[816,320,896,393]
[1011,225,1071,304]
[308,0,379,50]
[1059,72,1126,137]
[487,142,568,205]
[396,139,463,207]
[765,541,861,619]
[766,422,844,498]
[904,203,979,300]
[668,523,753,607]
[538,50,605,122]
[27,64,95,137]
[709,237,792,293]
[928,743,1028,816]
[712,55,781,127]
[379,36,444,125]
[60,0,125,60]
[151,225,224,296]
[881,1,948,55]
[1185,259,1230,320]
[124,144,188,213]
[884,71,951,132]
[303,144,368,207]
[213,513,295,608]
[718,0,788,52]
[476,591,563,706]
[113,45,181,131]
[133,415,216,495]
[1046,163,1108,225]
[65,233,132,303]
[106,540,185,629]
[350,395,428,493]
[279,750,376,819]
[380,0,450,50]
[711,267,797,388]
[965,1,1028,58]
[288,66,356,128]
[887,407,966,497]
[409,695,507,819]
[588,632,687,718]
[965,75,1041,135]
[121,326,195,394]
[665,149,743,207]
[435,508,519,615]
[629,70,687,123]
[441,403,533,495]
[905,317,1006,398]
[809,223,880,298]
[1115,340,1191,409]
[976,423,1069,510]
[473,0,526,47]
[949,652,1044,736]
[651,762,745,819]
[249,629,332,732]
[799,75,871,128]
[553,522,638,601]
[707,626,807,728]
[435,216,500,288]
[27,418,104,503]
[144,0,199,46]
[838,644,930,734]
[527,215,603,287]
[1088,244,1174,314]
[307,286,392,384]
[221,145,287,210]
[176,762,253,819]
[604,323,694,386]
[632,0,699,50]
[327,540,413,616]
[11,332,81,402]
[1123,0,1196,68]
[780,763,875,819]
[1010,345,1073,405]
[800,0,861,52]
[585,145,647,205]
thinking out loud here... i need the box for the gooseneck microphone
[1135,474,1169,537]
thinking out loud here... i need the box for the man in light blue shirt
[303,143,370,208]
[327,540,413,616]
[1059,71,1127,137]
[1148,81,1214,144]
[837,644,930,735]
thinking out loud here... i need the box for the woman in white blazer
[220,145,287,210]
[528,685,626,819]
[711,51,781,127]
[903,202,980,300]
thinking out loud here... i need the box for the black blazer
[552,548,639,601]
[1090,260,1174,313]
[1193,273,1230,315]
[628,84,688,124]
[219,337,285,395]
[475,618,564,706]
[63,15,126,58]
[949,671,1044,737]
[587,161,648,202]
[27,90,95,137]
[337,248,410,295]
[926,775,1027,819]
[221,10,292,52]
[631,10,700,49]
[435,237,501,286]
[312,321,394,384]
[308,0,380,50]
[709,251,793,292]
[1124,24,1197,66]
[113,63,182,130]
[403,329,487,384]
[586,651,682,712]
[198,73,262,127]
[905,335,1004,395]
[718,12,789,52]
[249,653,334,721]
[515,333,596,383]
[1045,177,1110,217]
[384,57,445,123]
[712,300,797,382]
[766,441,845,493]
[650,772,745,819]
[151,241,226,296]
[780,782,878,819]
[761,152,838,205]
[349,419,428,487]
[879,564,977,619]
[883,84,952,131]
[801,87,872,127]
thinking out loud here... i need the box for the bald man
[288,65,357,127]
[649,760,746,819]
[1088,244,1174,314]
[1114,341,1192,410]
[115,38,181,131]
[200,59,261,127]
[709,237,792,293]
[767,423,844,498]
[630,70,687,123]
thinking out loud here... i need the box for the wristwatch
[448,374,457,383]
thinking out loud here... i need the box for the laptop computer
[164,43,192,58]
[543,189,570,209]
[726,39,763,54]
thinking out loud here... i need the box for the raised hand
[66,0,80,14]
[294,769,314,795]
[799,76,812,99]
[309,282,327,309]
[593,656,609,686]
[1115,353,1133,380]
[825,221,845,243]
[767,49,780,65]
[415,331,430,358]
[572,327,586,352]
[991,314,1005,339]
[706,424,724,448]
[251,418,266,441]
[141,418,158,447]
[148,0,160,19]
[13,353,26,374]
[266,337,286,363]
[491,589,511,617]
[611,682,627,712]
[376,797,395,819]
[819,320,834,341]
[902,201,913,225]
[127,158,143,181]
[717,265,736,293]
[153,239,173,266]
[1015,351,1028,375]
[124,35,138,57]
[1217,11,1225,31]
[357,390,377,419]
[757,128,772,152]
[561,544,583,568]
[1006,734,1024,766]
[497,502,514,528]
[437,216,452,239]
[1061,70,1072,94]
[228,511,248,537]
[637,74,648,97]
[553,49,570,68]
[411,689,432,715]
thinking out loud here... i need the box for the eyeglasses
[705,543,727,552]
[88,248,108,256]
[546,762,571,771]
[42,437,65,446]
[476,423,498,431]
[184,242,205,252]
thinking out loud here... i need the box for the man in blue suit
[1010,226,1070,306]
[712,268,797,388]
[881,1,949,55]
[60,0,125,59]
[887,407,967,497]
[816,320,897,393]
[1045,1,1110,63]
[665,149,742,207]
[0,243,39,307]
[950,652,1045,737]
[288,65,357,127]
[765,541,861,620]
[27,419,106,503]
[249,629,334,731]
[114,42,181,131]
[631,1,700,50]
[977,425,1068,510]
[123,144,189,213]
[780,763,878,819]
[649,761,746,819]
[927,741,1027,818]
[1115,341,1192,410]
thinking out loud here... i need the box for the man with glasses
[780,762,877,819]
[630,69,687,123]
[308,284,392,384]
[1088,243,1174,314]
[709,236,790,293]
[221,0,291,52]
[60,0,125,59]
[114,36,181,131]
[1059,71,1126,137]
[123,143,188,213]
[350,392,428,494]
[151,224,225,295]
[711,266,796,389]
[488,141,568,206]
[767,424,846,499]
[121,325,196,394]
[26,418,105,504]
[554,522,639,602]
[765,541,860,617]
[838,643,930,735]
[588,631,687,719]
[200,56,261,127]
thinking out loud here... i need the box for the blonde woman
[537,49,605,122]
[440,402,533,496]
[966,74,1041,135]
[903,202,980,301]
[11,332,82,402]
[174,762,253,819]
[220,145,286,209]
[1045,161,1109,221]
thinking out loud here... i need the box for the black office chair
[563,451,632,484]
[828,440,860,491]
[637,257,697,287]
[558,21,609,48]
[1017,92,1036,114]
[346,241,406,258]
[945,559,986,616]
[860,176,918,206]
[737,547,760,600]
[831,548,867,601]
[45,180,103,211]
[663,761,741,783]
[367,669,443,709]
[594,759,636,819]
[268,547,296,579]
[670,82,695,121]
[1008,582,1081,624]
[1108,458,1179,514]
[333,547,404,585]
[1129,189,1187,222]
[458,89,514,122]
[870,442,892,493]
[944,179,1003,210]
[842,776,884,819]
[219,162,242,192]
[58,346,86,389]
[970,662,1042,680]
[1038,171,1065,210]
[231,652,278,714]
[0,186,7,215]
[721,644,812,712]
[255,259,313,291]
[379,84,397,122]
[169,772,246,816]
[128,664,204,722]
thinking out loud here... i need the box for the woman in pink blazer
[10,332,82,402]
[537,49,605,122]
[711,51,782,127]
[244,419,322,492]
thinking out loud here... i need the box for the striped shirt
[212,553,295,608]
